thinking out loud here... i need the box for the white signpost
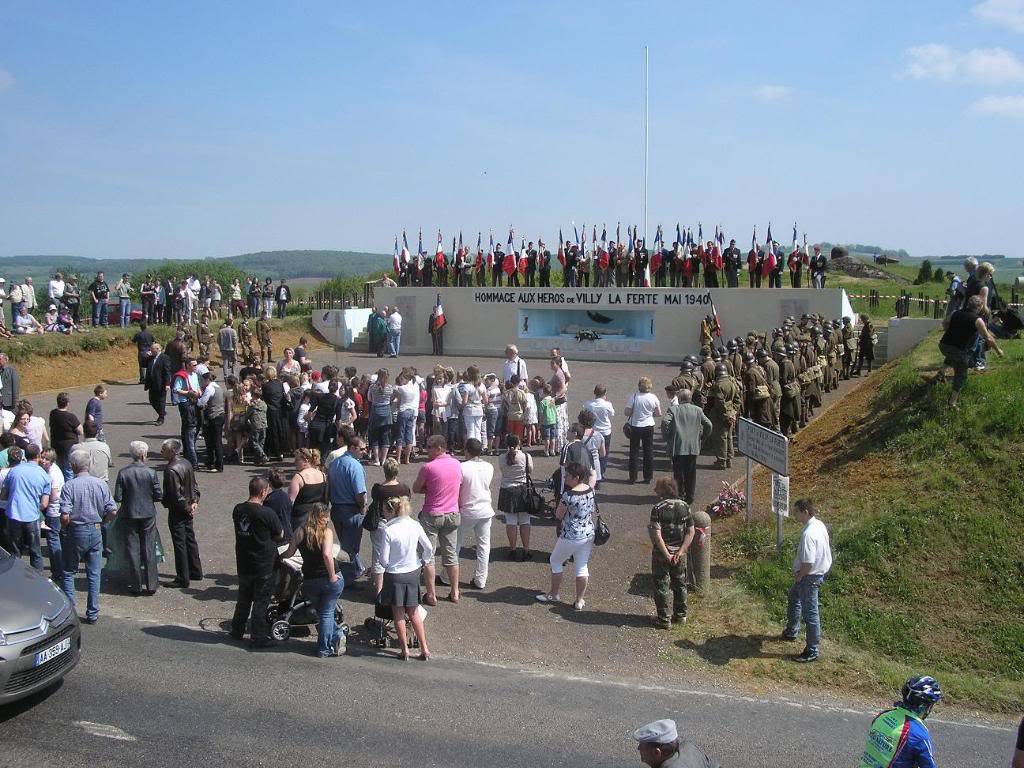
[737,418,791,553]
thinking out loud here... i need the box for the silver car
[0,545,81,704]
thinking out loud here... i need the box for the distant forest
[0,250,391,284]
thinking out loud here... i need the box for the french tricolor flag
[431,293,446,332]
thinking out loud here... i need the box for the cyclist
[859,675,942,767]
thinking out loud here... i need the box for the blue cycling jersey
[859,707,936,768]
[890,716,936,768]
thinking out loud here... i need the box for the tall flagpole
[643,45,649,247]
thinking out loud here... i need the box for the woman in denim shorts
[367,368,397,466]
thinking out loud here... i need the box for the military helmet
[727,340,738,352]
[680,360,694,373]
[743,352,756,365]
[714,363,729,378]
[757,348,769,359]
[810,326,820,336]
[711,348,723,360]
[842,316,851,325]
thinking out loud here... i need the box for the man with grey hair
[59,448,116,623]
[114,440,162,594]
[160,438,202,588]
[660,388,712,505]
[502,344,527,385]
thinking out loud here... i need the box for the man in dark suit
[114,440,162,594]
[660,389,712,505]
[160,438,202,588]
[0,352,19,411]
[144,342,172,426]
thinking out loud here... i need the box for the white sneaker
[535,593,559,603]
[573,599,586,611]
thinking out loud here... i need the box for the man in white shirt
[21,277,37,314]
[386,308,403,358]
[782,499,832,663]
[81,422,113,484]
[48,272,66,308]
[456,438,494,589]
[502,345,528,385]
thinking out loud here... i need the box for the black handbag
[362,488,381,532]
[520,478,547,517]
[594,515,611,546]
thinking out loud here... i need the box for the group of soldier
[393,236,830,290]
[669,313,868,468]
[172,313,275,369]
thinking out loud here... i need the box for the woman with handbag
[624,377,662,484]
[498,434,534,561]
[536,461,596,612]
[367,368,397,466]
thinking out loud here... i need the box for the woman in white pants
[536,461,596,611]
[460,365,486,445]
[456,438,494,589]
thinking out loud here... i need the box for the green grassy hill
[716,333,1023,711]
[0,250,390,285]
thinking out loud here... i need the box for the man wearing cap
[633,718,719,768]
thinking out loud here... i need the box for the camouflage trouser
[652,553,687,623]
[712,417,733,462]
[260,342,272,363]
[771,395,781,429]
[198,342,210,359]
[240,340,253,361]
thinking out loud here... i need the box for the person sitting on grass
[14,306,43,335]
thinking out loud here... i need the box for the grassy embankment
[2,315,320,395]
[666,332,1023,714]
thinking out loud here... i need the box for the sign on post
[737,418,789,476]
[771,474,789,518]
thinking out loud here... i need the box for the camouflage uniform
[238,319,254,361]
[648,497,695,626]
[256,317,273,363]
[709,372,741,467]
[762,355,782,429]
[180,324,194,356]
[742,363,774,428]
[196,320,213,359]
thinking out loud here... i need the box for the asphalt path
[0,616,1011,767]
[2,344,1014,765]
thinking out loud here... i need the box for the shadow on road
[470,585,538,606]
[675,633,790,666]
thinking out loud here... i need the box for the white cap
[632,719,678,745]
[48,304,56,310]
[0,278,6,283]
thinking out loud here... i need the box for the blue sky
[2,1,1023,261]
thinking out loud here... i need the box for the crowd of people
[387,230,833,290]
[0,271,295,336]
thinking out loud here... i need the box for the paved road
[0,616,1011,768]
[5,345,1013,765]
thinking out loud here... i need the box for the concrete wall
[886,316,941,359]
[365,287,852,362]
[312,307,372,348]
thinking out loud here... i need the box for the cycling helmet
[901,675,942,717]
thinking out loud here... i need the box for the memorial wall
[323,287,854,363]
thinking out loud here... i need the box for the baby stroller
[363,600,424,650]
[269,548,349,652]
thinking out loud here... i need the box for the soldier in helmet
[686,355,704,393]
[179,322,194,356]
[196,315,213,359]
[728,340,744,388]
[708,362,741,469]
[256,314,273,363]
[759,348,781,430]
[670,360,701,407]
[742,353,773,428]
[238,315,254,361]
[778,346,801,436]
[841,316,856,380]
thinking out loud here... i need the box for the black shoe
[508,549,519,561]
[169,578,189,588]
[155,417,164,426]
[793,649,819,663]
[127,586,142,596]
[80,616,98,625]
[228,630,245,641]
[779,632,798,641]
[522,550,534,561]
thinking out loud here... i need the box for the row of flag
[393,224,815,286]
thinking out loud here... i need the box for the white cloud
[901,44,1024,84]
[755,84,793,102]
[970,93,1024,116]
[973,0,1024,33]
[0,68,14,92]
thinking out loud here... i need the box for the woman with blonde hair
[460,365,486,445]
[287,447,327,532]
[624,376,661,484]
[375,495,433,661]
[280,502,347,657]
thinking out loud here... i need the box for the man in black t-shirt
[88,272,110,327]
[49,391,83,478]
[132,323,155,384]
[230,475,284,646]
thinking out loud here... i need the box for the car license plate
[34,637,71,667]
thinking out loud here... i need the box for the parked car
[106,301,144,325]
[0,546,80,705]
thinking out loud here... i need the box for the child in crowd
[85,385,108,442]
[665,385,678,407]
[522,379,539,447]
[484,373,502,455]
[538,384,557,457]
[296,389,314,448]
[246,388,269,465]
